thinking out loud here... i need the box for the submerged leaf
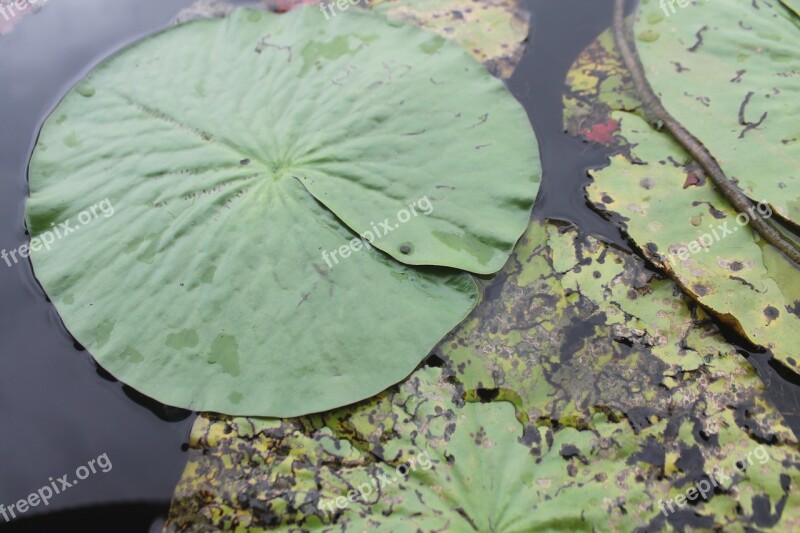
[167,220,800,530]
[26,6,541,416]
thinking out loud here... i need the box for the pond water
[0,0,797,531]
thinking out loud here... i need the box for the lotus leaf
[166,220,800,530]
[26,6,541,416]
[634,0,800,227]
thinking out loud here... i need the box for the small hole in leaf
[476,388,499,402]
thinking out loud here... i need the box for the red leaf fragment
[582,118,620,145]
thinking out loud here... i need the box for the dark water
[0,0,797,531]
[0,1,199,531]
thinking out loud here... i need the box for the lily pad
[166,220,800,530]
[167,368,595,532]
[634,0,800,227]
[26,6,541,416]
[439,220,800,529]
[562,27,636,144]
[587,114,800,375]
[561,10,800,375]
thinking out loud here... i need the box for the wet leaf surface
[26,6,540,416]
[561,5,800,376]
[588,115,800,376]
[634,0,800,227]
[167,220,800,531]
[368,0,530,79]
[177,0,531,79]
[563,28,637,144]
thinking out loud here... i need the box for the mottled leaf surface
[177,0,531,80]
[167,221,800,531]
[561,11,800,375]
[168,368,615,532]
[587,114,800,375]
[26,6,544,415]
[562,28,636,145]
[369,0,530,79]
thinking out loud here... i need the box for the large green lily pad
[26,6,540,416]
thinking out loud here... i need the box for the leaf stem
[612,0,800,266]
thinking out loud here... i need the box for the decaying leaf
[177,0,531,80]
[562,28,638,144]
[168,368,629,532]
[26,6,541,416]
[166,220,800,530]
[561,2,800,375]
[368,0,530,79]
[587,114,800,375]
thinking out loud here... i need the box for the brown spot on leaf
[693,284,710,297]
[639,177,656,190]
[764,306,780,322]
